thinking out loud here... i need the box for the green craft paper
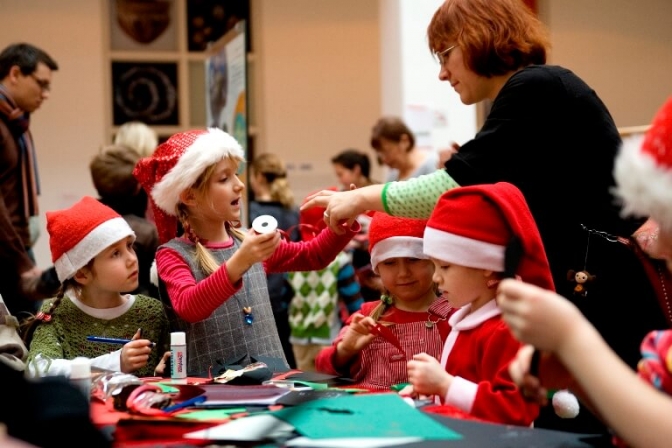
[175,407,247,420]
[271,393,462,440]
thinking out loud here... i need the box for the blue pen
[86,336,155,348]
[163,395,207,413]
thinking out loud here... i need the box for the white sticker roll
[251,215,278,234]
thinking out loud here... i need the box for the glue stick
[170,331,187,380]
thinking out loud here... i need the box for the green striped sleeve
[381,170,460,219]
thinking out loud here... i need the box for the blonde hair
[250,153,295,209]
[114,121,159,158]
[176,156,246,276]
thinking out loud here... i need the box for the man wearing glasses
[0,43,59,319]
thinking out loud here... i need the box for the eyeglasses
[29,74,51,92]
[436,45,457,66]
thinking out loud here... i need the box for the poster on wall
[112,61,179,126]
[205,20,248,156]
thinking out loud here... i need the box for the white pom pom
[552,389,580,418]
[150,259,159,287]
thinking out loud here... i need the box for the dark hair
[370,117,415,152]
[0,42,59,79]
[427,0,549,77]
[331,149,372,179]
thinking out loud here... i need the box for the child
[249,152,301,368]
[315,212,451,390]
[90,144,159,297]
[330,149,382,302]
[288,200,364,372]
[498,96,672,448]
[133,128,360,376]
[25,196,169,378]
[406,182,554,426]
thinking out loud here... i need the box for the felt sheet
[271,393,462,440]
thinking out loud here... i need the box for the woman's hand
[301,188,372,235]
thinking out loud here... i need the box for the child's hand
[407,353,450,398]
[509,345,549,405]
[497,279,585,353]
[339,313,376,351]
[120,329,152,373]
[154,351,171,377]
[238,228,281,264]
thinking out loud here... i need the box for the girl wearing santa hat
[133,128,359,376]
[406,182,553,426]
[498,96,672,448]
[24,196,170,378]
[315,212,452,390]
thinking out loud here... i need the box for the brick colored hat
[614,96,672,230]
[133,128,245,243]
[368,212,428,273]
[47,196,135,282]
[424,183,554,291]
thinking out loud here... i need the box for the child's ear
[73,268,92,285]
[180,188,197,206]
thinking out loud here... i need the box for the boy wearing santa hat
[407,182,553,426]
[316,212,452,390]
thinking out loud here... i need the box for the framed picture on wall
[112,61,179,126]
[109,0,178,51]
[187,0,250,52]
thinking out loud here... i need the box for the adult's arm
[303,170,458,234]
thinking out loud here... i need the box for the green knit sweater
[27,294,170,378]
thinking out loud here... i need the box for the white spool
[251,215,278,234]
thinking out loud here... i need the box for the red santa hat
[423,182,554,291]
[614,96,672,230]
[133,128,245,243]
[368,212,428,273]
[46,196,135,283]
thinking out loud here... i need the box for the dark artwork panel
[112,62,179,126]
[187,0,250,52]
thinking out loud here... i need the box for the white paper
[286,437,423,448]
[183,413,295,441]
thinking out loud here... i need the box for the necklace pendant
[243,307,254,325]
[425,320,434,329]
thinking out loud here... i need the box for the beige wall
[1,0,671,268]
[539,0,672,126]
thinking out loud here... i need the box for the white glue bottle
[170,331,187,381]
[70,357,91,402]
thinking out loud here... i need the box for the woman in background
[249,153,301,368]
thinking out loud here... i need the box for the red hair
[427,0,550,77]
